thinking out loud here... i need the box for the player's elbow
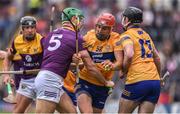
[124,45,134,59]
[125,50,134,59]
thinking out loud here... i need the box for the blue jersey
[41,28,84,78]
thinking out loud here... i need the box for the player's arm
[101,35,123,71]
[3,48,15,85]
[152,48,161,76]
[101,50,123,71]
[70,62,84,70]
[113,50,123,70]
[0,50,7,59]
[77,50,113,87]
[121,36,134,74]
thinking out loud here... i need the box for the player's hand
[119,70,125,79]
[0,50,6,59]
[72,53,81,65]
[101,60,114,71]
[3,75,15,86]
[105,80,114,88]
[6,48,13,53]
[160,78,165,87]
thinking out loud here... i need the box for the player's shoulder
[14,34,23,43]
[85,29,95,36]
[84,29,95,40]
[35,33,44,42]
[120,32,131,41]
[113,33,131,46]
[110,31,120,39]
[36,33,43,38]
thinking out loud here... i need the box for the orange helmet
[96,13,115,26]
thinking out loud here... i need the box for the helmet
[95,13,115,41]
[122,7,143,23]
[62,7,84,22]
[20,16,36,41]
[96,13,115,26]
[20,16,37,27]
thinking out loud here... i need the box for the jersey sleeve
[120,34,133,48]
[79,36,86,51]
[113,34,123,51]
[83,30,95,48]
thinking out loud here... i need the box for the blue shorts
[121,80,160,103]
[75,78,109,109]
[63,87,77,106]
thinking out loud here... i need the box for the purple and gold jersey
[80,30,122,86]
[119,26,160,84]
[11,33,43,79]
[41,28,84,78]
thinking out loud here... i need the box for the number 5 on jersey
[48,34,63,51]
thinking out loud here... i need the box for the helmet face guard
[95,13,115,41]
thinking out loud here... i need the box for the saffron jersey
[80,30,122,86]
[63,70,76,93]
[120,26,160,84]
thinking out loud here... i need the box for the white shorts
[17,77,36,99]
[35,70,64,103]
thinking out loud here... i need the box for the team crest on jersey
[25,55,32,62]
[96,46,103,52]
[33,48,38,53]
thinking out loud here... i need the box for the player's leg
[35,70,68,113]
[138,80,160,113]
[92,86,112,113]
[13,93,33,113]
[138,101,156,113]
[93,107,103,113]
[13,78,35,113]
[25,102,35,113]
[36,99,57,113]
[56,92,77,113]
[77,93,93,113]
[56,87,77,113]
[118,81,144,113]
[76,79,93,113]
[118,97,139,113]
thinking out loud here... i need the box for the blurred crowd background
[0,0,180,113]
